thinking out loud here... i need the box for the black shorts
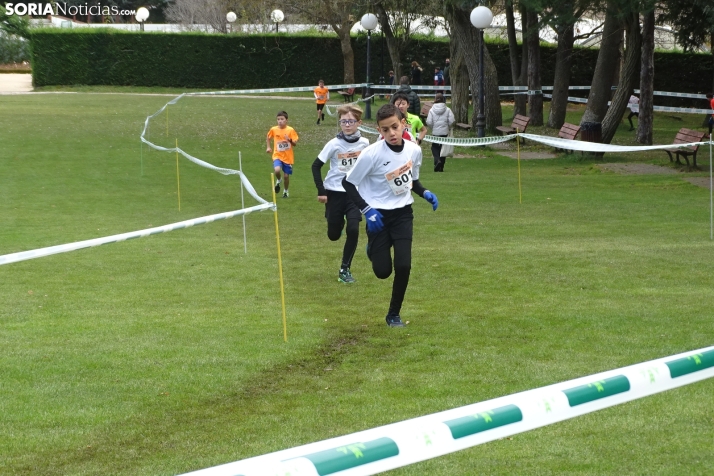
[325,190,361,224]
[317,103,325,111]
[366,205,413,258]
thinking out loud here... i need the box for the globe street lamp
[226,11,237,34]
[270,9,284,34]
[470,5,493,138]
[135,7,149,32]
[360,13,378,120]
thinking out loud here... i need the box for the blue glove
[363,207,384,234]
[424,191,438,211]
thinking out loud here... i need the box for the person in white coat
[425,93,455,172]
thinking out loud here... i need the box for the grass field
[1,90,713,475]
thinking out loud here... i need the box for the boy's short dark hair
[434,93,445,103]
[390,92,410,105]
[277,111,288,119]
[376,104,404,124]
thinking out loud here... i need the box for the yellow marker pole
[166,105,169,137]
[176,139,181,211]
[271,174,288,342]
[516,127,523,204]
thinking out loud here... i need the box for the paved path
[0,74,33,93]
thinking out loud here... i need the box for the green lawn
[0,91,713,475]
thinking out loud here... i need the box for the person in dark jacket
[410,61,423,85]
[396,76,421,116]
[443,58,451,86]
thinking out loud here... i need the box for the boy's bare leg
[274,166,282,182]
[284,174,290,191]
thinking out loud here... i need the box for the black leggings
[328,219,359,269]
[366,206,413,315]
[431,135,447,168]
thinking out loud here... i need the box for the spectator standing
[396,76,421,116]
[433,67,444,95]
[386,70,395,100]
[426,93,455,172]
[410,61,423,85]
[627,94,639,131]
[443,58,451,86]
[707,93,714,135]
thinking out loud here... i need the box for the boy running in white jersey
[342,104,439,327]
[312,104,370,283]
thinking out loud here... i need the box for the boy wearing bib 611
[342,104,439,327]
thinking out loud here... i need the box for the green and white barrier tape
[358,125,711,153]
[0,204,275,267]
[179,346,714,476]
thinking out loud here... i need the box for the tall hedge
[30,28,713,104]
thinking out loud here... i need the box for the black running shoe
[274,181,280,193]
[385,313,405,327]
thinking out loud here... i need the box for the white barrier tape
[179,84,708,102]
[186,84,363,96]
[520,133,712,153]
[0,204,275,267]
[324,96,377,117]
[540,95,714,115]
[358,125,711,153]
[180,346,714,476]
[140,101,269,205]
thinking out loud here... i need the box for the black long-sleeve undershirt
[311,157,327,196]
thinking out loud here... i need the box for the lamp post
[470,5,493,138]
[135,7,149,32]
[270,9,284,34]
[360,13,378,120]
[226,11,236,34]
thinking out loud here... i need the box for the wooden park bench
[455,123,472,131]
[554,122,581,153]
[496,114,530,135]
[663,128,707,167]
[338,88,355,103]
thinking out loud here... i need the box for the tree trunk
[581,4,622,124]
[376,4,402,81]
[526,8,543,126]
[547,22,575,129]
[333,23,355,83]
[449,5,502,133]
[637,9,655,145]
[505,1,526,118]
[601,10,642,144]
[449,31,470,124]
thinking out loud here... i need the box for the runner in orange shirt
[266,111,299,198]
[314,79,330,125]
